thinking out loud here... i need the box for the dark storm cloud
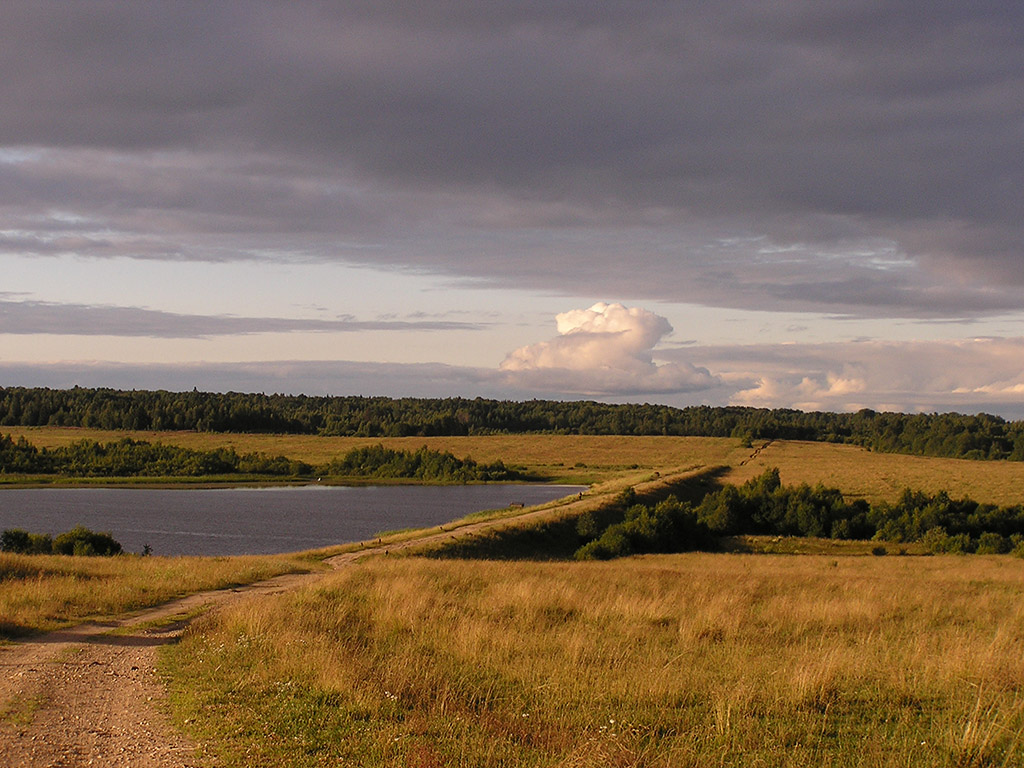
[2,2,1022,316]
[0,297,482,337]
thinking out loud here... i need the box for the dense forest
[2,386,1024,461]
[576,469,1024,560]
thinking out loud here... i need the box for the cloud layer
[1,3,1022,318]
[500,303,718,395]
[664,337,1024,417]
[6,332,1024,419]
[0,296,480,338]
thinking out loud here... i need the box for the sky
[2,2,1024,417]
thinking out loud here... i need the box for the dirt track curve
[0,488,608,767]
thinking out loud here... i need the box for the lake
[0,484,585,557]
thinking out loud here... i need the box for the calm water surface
[0,484,584,556]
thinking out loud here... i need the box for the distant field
[0,427,744,483]
[7,427,1024,505]
[728,439,1024,507]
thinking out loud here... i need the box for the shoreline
[0,476,567,490]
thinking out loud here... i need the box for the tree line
[0,432,521,482]
[2,386,1024,461]
[0,433,309,477]
[576,469,1024,559]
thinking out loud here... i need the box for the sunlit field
[7,426,1024,765]
[727,440,1024,507]
[164,553,1024,767]
[0,427,744,484]
[9,428,1024,508]
[0,552,315,637]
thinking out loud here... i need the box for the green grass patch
[0,693,47,727]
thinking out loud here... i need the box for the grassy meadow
[0,551,317,638]
[163,553,1024,767]
[726,440,1024,507]
[7,426,1024,507]
[6,426,1024,764]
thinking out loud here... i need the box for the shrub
[976,531,1011,555]
[1,528,52,554]
[923,527,974,554]
[1,528,30,553]
[575,496,713,560]
[51,526,122,557]
[321,444,522,482]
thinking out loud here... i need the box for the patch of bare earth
[0,573,314,767]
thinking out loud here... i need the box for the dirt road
[0,516,566,765]
[0,572,317,767]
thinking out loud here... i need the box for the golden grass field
[0,426,743,483]
[8,426,1024,506]
[164,553,1024,767]
[726,439,1024,507]
[6,426,1024,764]
[0,552,316,637]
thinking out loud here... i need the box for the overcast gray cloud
[0,296,481,337]
[1,2,1022,318]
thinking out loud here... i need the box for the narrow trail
[0,572,315,767]
[0,471,687,766]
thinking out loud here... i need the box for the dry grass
[164,553,1024,767]
[9,427,1024,507]
[0,551,315,637]
[0,427,744,483]
[727,440,1024,506]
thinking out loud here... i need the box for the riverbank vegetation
[0,432,310,478]
[0,433,524,483]
[1,429,744,485]
[163,554,1024,767]
[2,525,122,557]
[320,444,523,482]
[4,386,1024,462]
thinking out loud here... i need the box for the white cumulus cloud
[499,302,718,396]
[663,337,1024,416]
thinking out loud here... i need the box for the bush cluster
[0,433,312,478]
[321,444,523,482]
[2,525,122,556]
[575,469,1024,559]
[0,434,519,483]
[575,495,714,560]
